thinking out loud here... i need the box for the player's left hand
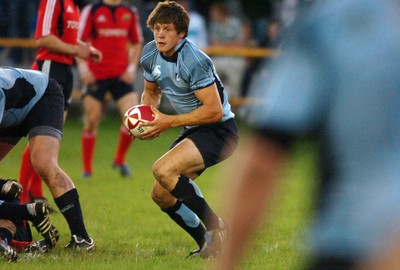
[140,106,171,140]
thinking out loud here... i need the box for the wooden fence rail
[0,37,278,106]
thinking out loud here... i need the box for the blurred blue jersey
[140,38,234,127]
[249,0,400,261]
[0,67,48,127]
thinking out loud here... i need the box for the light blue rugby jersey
[140,38,234,127]
[0,67,49,127]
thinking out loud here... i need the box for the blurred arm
[217,134,288,270]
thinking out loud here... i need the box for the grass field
[0,110,317,270]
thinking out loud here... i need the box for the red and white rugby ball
[123,105,155,138]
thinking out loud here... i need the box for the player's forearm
[218,137,286,269]
[141,89,162,108]
[36,35,78,55]
[169,104,223,127]
[128,43,142,67]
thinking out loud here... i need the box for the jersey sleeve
[78,4,93,41]
[188,55,215,91]
[128,7,143,44]
[140,42,156,82]
[35,0,60,38]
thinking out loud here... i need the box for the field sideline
[0,112,316,270]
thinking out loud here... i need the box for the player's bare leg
[81,95,102,177]
[151,138,226,257]
[29,135,94,250]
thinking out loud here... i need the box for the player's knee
[0,219,17,235]
[151,185,176,209]
[31,158,56,179]
[151,186,161,203]
[152,160,181,190]
[152,161,167,182]
[86,115,101,130]
[151,185,166,206]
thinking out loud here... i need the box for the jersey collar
[160,38,187,63]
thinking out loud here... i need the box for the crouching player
[0,67,94,251]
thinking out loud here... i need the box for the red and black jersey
[79,1,143,79]
[35,0,80,65]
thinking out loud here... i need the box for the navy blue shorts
[0,78,64,145]
[170,118,239,175]
[83,77,136,101]
[35,60,73,111]
[4,199,32,242]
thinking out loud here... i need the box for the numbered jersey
[35,0,80,65]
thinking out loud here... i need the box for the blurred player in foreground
[217,0,400,269]
[0,67,95,251]
[140,1,239,258]
[77,0,143,178]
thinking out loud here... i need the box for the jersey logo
[66,5,74,13]
[122,14,131,22]
[152,65,161,79]
[96,15,107,23]
[175,74,181,82]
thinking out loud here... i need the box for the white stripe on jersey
[43,0,57,36]
[78,4,93,39]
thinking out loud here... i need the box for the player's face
[153,23,185,57]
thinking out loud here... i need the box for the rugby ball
[123,105,155,138]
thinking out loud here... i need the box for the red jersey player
[77,0,143,178]
[19,0,102,206]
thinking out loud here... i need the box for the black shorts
[35,60,73,111]
[0,78,64,145]
[6,199,32,242]
[14,220,32,242]
[83,77,135,101]
[170,118,239,175]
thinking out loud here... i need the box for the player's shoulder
[141,41,158,58]
[182,40,207,56]
[140,41,158,67]
[180,40,213,68]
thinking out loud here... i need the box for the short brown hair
[146,1,190,38]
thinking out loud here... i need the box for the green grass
[0,112,317,270]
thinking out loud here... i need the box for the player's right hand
[0,179,23,200]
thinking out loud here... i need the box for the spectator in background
[208,1,245,104]
[278,0,315,33]
[241,17,281,99]
[176,0,208,49]
[238,0,275,45]
[77,0,143,178]
[217,0,400,269]
[19,0,102,208]
[0,0,39,67]
[140,0,160,44]
[279,0,299,31]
